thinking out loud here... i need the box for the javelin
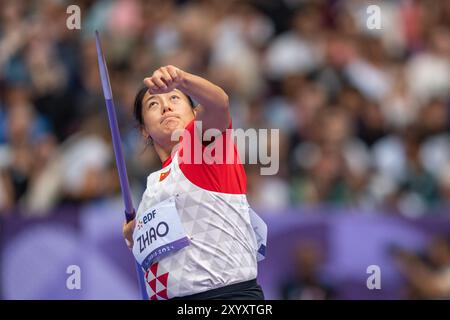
[95,30,148,300]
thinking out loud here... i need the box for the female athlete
[123,65,265,300]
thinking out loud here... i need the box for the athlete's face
[140,89,195,146]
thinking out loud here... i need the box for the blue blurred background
[1,0,450,299]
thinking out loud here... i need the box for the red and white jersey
[136,119,258,300]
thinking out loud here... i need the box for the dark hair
[133,86,195,126]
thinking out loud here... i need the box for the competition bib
[133,196,190,270]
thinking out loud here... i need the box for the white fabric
[135,151,258,299]
[249,208,267,262]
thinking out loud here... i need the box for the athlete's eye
[170,95,180,100]
[148,101,159,108]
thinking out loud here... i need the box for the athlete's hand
[144,65,185,94]
[123,218,136,250]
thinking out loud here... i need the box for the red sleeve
[177,119,247,194]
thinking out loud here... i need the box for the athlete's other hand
[144,65,185,95]
[123,218,136,250]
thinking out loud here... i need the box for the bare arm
[144,65,231,133]
[178,72,230,132]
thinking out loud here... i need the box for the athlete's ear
[140,125,150,140]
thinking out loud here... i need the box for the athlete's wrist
[176,69,191,91]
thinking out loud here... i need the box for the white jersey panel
[136,152,258,299]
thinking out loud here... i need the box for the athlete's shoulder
[177,118,247,194]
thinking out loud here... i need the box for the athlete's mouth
[160,114,180,124]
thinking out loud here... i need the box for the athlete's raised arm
[143,65,231,133]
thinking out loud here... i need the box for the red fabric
[161,119,247,194]
[149,279,157,292]
[150,262,159,277]
[146,262,170,300]
[157,273,169,287]
[157,289,168,300]
[161,156,172,168]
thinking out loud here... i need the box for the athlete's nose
[161,100,173,114]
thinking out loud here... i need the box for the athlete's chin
[161,120,185,135]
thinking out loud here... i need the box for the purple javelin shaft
[95,31,148,300]
[95,31,134,221]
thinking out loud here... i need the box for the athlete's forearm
[178,71,229,114]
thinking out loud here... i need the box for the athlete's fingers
[144,78,168,95]
[152,76,167,90]
[151,71,168,90]
[144,77,159,91]
[123,219,136,250]
[166,65,180,82]
[169,66,185,84]
[125,238,133,249]
[159,67,173,85]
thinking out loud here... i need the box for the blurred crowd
[281,235,450,300]
[392,235,450,299]
[0,0,449,217]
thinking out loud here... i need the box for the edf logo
[143,209,157,224]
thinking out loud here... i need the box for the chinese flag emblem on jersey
[159,169,171,182]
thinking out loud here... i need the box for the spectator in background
[290,106,370,206]
[406,26,450,105]
[0,84,53,209]
[58,115,114,205]
[0,169,13,213]
[22,133,60,215]
[381,64,418,130]
[281,240,335,300]
[393,236,450,299]
[264,3,325,80]
[437,163,450,208]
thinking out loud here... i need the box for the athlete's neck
[154,141,178,166]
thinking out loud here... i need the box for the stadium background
[1,0,450,299]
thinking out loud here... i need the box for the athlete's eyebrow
[145,95,157,103]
